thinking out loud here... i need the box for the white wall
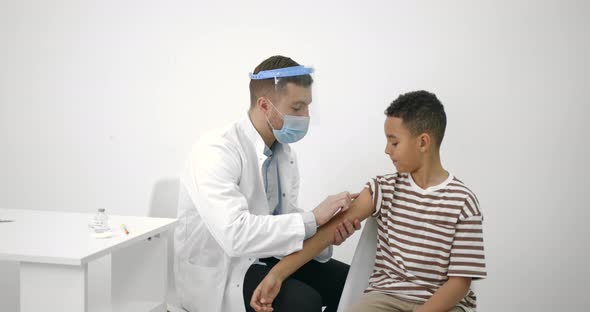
[1,0,588,310]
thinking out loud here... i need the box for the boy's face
[384,116,422,173]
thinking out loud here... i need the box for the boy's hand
[333,218,362,245]
[250,273,283,312]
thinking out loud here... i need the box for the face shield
[249,65,315,144]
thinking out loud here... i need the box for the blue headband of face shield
[248,65,314,80]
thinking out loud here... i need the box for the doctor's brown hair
[249,55,314,108]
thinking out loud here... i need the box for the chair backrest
[148,178,181,306]
[337,217,379,312]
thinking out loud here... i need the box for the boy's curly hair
[385,90,447,147]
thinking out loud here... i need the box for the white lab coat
[174,114,329,312]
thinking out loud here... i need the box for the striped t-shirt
[364,172,486,309]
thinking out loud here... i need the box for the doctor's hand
[313,192,359,227]
[333,218,362,246]
[250,272,283,312]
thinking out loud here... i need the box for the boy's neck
[410,152,448,190]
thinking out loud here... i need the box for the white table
[0,208,177,312]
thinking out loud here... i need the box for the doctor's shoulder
[190,124,244,162]
[190,121,238,149]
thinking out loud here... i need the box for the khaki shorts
[348,291,468,312]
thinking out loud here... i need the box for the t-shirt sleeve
[364,177,385,217]
[448,194,487,279]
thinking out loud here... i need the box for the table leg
[0,260,20,312]
[111,231,168,312]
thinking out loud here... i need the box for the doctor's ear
[256,97,271,113]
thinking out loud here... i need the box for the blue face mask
[266,101,310,144]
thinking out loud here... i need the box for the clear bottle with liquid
[89,208,111,233]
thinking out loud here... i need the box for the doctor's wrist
[312,209,323,226]
[302,211,318,239]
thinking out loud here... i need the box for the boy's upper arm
[338,188,376,223]
[318,188,375,235]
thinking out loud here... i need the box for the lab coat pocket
[184,259,224,281]
[177,260,225,312]
[187,242,225,268]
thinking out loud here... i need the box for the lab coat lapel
[238,115,271,215]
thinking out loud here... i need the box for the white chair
[336,217,379,312]
[148,178,187,312]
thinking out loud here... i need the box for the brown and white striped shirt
[364,172,486,309]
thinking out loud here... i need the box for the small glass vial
[89,208,111,233]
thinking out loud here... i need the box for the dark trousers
[243,257,349,312]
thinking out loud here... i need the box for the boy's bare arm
[271,188,374,280]
[415,277,471,312]
[250,188,375,312]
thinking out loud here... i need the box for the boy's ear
[418,133,431,152]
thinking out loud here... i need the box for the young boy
[249,91,486,312]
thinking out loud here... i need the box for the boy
[250,91,486,312]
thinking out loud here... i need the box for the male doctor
[174,55,361,312]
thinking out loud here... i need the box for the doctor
[174,55,361,312]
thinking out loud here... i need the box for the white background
[1,0,588,311]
